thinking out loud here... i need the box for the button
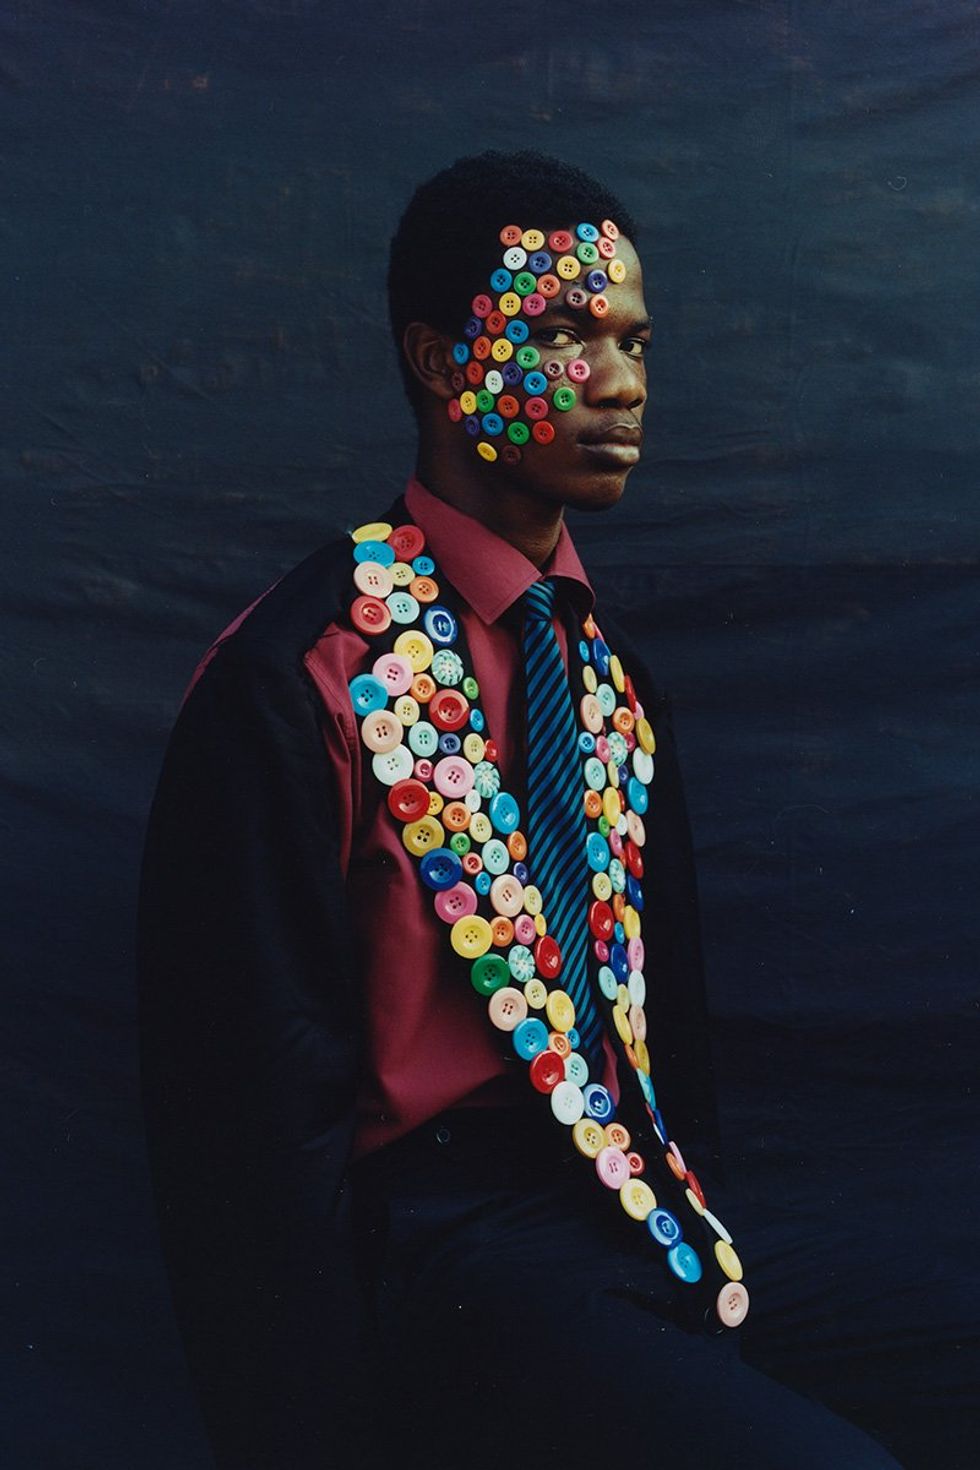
[386,778,430,823]
[702,1208,733,1245]
[685,1170,707,1208]
[490,874,524,917]
[550,1079,585,1126]
[647,1208,683,1248]
[470,952,510,996]
[626,1151,645,1176]
[351,520,393,544]
[469,812,493,844]
[567,357,590,383]
[586,832,610,872]
[488,986,528,1031]
[442,801,470,832]
[429,688,470,732]
[520,227,545,251]
[390,561,415,587]
[513,1016,549,1060]
[532,421,556,445]
[507,944,536,982]
[666,1242,703,1284]
[716,1282,750,1329]
[548,229,574,252]
[408,721,438,758]
[592,871,613,902]
[524,977,548,1009]
[490,267,513,293]
[482,838,510,875]
[529,1048,564,1093]
[577,241,599,265]
[565,286,589,310]
[490,916,514,947]
[360,710,403,754]
[502,247,527,271]
[536,273,561,299]
[432,755,474,800]
[553,386,576,412]
[544,989,575,1032]
[633,749,654,785]
[572,1118,605,1157]
[423,605,458,646]
[595,1146,630,1189]
[620,1177,657,1221]
[607,258,627,284]
[471,293,493,317]
[604,1121,631,1151]
[418,847,463,891]
[504,318,530,344]
[635,717,656,754]
[522,294,546,317]
[714,1241,744,1282]
[348,673,389,715]
[385,590,421,625]
[628,1004,646,1042]
[499,224,522,246]
[556,254,581,280]
[476,441,497,463]
[350,595,391,635]
[399,815,444,858]
[371,746,413,785]
[371,654,413,698]
[434,882,478,924]
[588,900,614,941]
[488,790,520,833]
[392,629,434,672]
[450,914,493,959]
[409,576,440,605]
[535,935,563,981]
[353,538,395,566]
[582,1083,614,1122]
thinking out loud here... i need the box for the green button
[513,271,537,297]
[450,832,471,856]
[471,953,510,996]
[576,241,599,264]
[476,389,495,413]
[553,386,577,412]
[507,420,530,446]
[515,345,540,369]
[598,815,610,838]
[462,675,480,699]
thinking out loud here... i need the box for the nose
[584,342,646,412]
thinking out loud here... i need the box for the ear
[402,322,457,402]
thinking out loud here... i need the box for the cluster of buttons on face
[448,220,627,467]
[347,518,749,1330]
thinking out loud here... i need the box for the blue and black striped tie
[523,579,604,1070]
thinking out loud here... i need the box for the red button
[483,739,498,763]
[472,294,493,317]
[524,397,549,420]
[549,230,574,252]
[350,595,391,634]
[387,779,430,822]
[588,900,615,941]
[685,1169,706,1208]
[465,360,485,385]
[625,839,644,878]
[624,674,637,712]
[626,1151,645,1176]
[532,421,555,445]
[534,934,562,979]
[485,309,506,335]
[429,688,470,732]
[529,1049,564,1094]
[473,336,492,361]
[387,524,425,560]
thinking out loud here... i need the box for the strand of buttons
[449,219,627,468]
[347,517,749,1330]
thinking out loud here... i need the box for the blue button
[490,268,513,292]
[586,270,608,294]
[578,731,596,755]
[489,791,521,833]
[618,763,630,787]
[576,222,600,242]
[352,539,395,566]
[452,342,470,364]
[513,1018,549,1060]
[586,832,610,871]
[626,875,644,911]
[475,871,492,896]
[412,554,435,576]
[504,318,529,344]
[591,638,611,676]
[627,777,648,815]
[567,1026,580,1050]
[419,848,463,892]
[583,1084,614,1121]
[482,413,504,436]
[437,732,461,754]
[613,922,625,945]
[523,371,547,396]
[648,1208,683,1248]
[348,674,389,714]
[502,361,523,386]
[513,860,529,884]
[469,708,485,732]
[423,605,458,645]
[666,1242,702,1284]
[528,251,552,273]
[652,1107,668,1142]
[464,316,482,340]
[610,943,629,982]
[464,415,480,437]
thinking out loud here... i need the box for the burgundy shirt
[302,478,621,1157]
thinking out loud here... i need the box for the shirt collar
[404,477,594,626]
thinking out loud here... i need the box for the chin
[560,467,634,514]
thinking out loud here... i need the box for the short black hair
[387,149,639,411]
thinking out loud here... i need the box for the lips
[577,421,644,449]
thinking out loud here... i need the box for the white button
[371,746,413,785]
[628,970,646,1007]
[703,1208,733,1245]
[550,1080,585,1126]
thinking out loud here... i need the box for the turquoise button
[412,554,435,575]
[637,1069,656,1108]
[504,318,529,343]
[472,761,500,799]
[475,871,492,896]
[566,1026,580,1049]
[584,756,606,791]
[513,1018,549,1060]
[608,857,626,893]
[565,1052,589,1086]
[627,777,648,814]
[613,922,625,945]
[482,838,510,875]
[408,721,438,757]
[598,965,618,1000]
[666,1242,703,1284]
[469,708,485,732]
[348,674,389,714]
[387,591,420,624]
[608,731,629,767]
[431,649,464,686]
[489,791,521,833]
[576,222,600,242]
[452,342,470,364]
[578,731,596,755]
[586,832,610,872]
[353,539,395,566]
[508,945,536,982]
[490,268,513,292]
[596,683,616,717]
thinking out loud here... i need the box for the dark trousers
[351,1106,913,1470]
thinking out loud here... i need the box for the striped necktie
[522,578,604,1070]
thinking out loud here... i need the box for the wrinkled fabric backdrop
[2,2,977,1467]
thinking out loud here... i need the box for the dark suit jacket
[138,500,719,1469]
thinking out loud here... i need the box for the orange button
[411,672,436,702]
[490,916,515,947]
[612,706,635,734]
[507,830,528,861]
[442,801,470,832]
[584,790,603,819]
[409,576,439,604]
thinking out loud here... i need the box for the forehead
[464,222,647,329]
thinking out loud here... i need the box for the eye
[532,326,582,349]
[622,336,652,358]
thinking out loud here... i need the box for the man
[139,151,901,1469]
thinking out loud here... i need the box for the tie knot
[524,579,557,623]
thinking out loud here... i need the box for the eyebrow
[538,309,654,335]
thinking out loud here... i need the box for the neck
[415,446,564,567]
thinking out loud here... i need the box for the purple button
[609,829,624,857]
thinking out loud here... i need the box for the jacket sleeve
[137,630,367,1470]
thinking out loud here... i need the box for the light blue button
[438,732,461,755]
[508,945,536,982]
[412,554,435,576]
[596,683,616,717]
[431,649,464,686]
[513,1018,549,1060]
[608,731,628,767]
[353,539,395,566]
[666,1242,702,1284]
[489,790,521,834]
[482,838,510,875]
[472,760,500,799]
[583,1083,614,1122]
[408,721,438,757]
[469,708,485,732]
[566,1027,580,1050]
[523,371,547,396]
[598,965,618,1000]
[637,1069,656,1108]
[423,606,458,645]
[578,639,591,663]
[627,777,648,815]
[481,413,504,437]
[504,318,529,344]
[648,1208,683,1249]
[608,857,626,893]
[586,832,610,872]
[584,756,606,791]
[576,222,600,242]
[490,267,513,292]
[578,731,596,755]
[475,871,492,896]
[386,591,420,625]
[452,341,470,364]
[348,674,389,715]
[565,1052,589,1086]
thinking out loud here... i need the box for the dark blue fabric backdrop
[2,3,977,1467]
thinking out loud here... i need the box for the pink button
[514,914,536,944]
[594,940,609,963]
[609,829,623,858]
[716,1282,750,1329]
[522,293,546,316]
[353,560,393,598]
[433,755,474,799]
[579,694,603,733]
[434,882,478,924]
[372,653,414,697]
[627,937,645,971]
[595,1146,630,1189]
[595,734,611,762]
[488,987,528,1032]
[414,758,433,781]
[524,396,549,420]
[627,811,646,847]
[629,1004,647,1041]
[490,874,524,917]
[668,1140,687,1174]
[361,711,403,754]
[567,357,591,383]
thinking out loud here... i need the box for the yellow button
[715,1241,744,1282]
[459,390,477,414]
[477,441,498,463]
[607,759,620,790]
[393,695,419,726]
[427,791,444,816]
[545,990,575,1032]
[498,292,521,316]
[685,1186,705,1217]
[620,1177,657,1222]
[582,664,598,694]
[393,630,434,672]
[556,254,581,280]
[524,977,548,1009]
[623,906,641,940]
[521,228,545,250]
[633,1038,650,1073]
[617,984,630,1011]
[450,914,493,959]
[591,871,612,901]
[602,787,620,826]
[490,337,514,362]
[608,258,627,284]
[609,653,625,692]
[402,815,445,856]
[612,1005,633,1045]
[390,561,414,587]
[573,1118,605,1158]
[351,520,392,543]
[463,732,486,763]
[470,812,493,844]
[534,913,547,937]
[636,717,656,754]
[522,884,543,916]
